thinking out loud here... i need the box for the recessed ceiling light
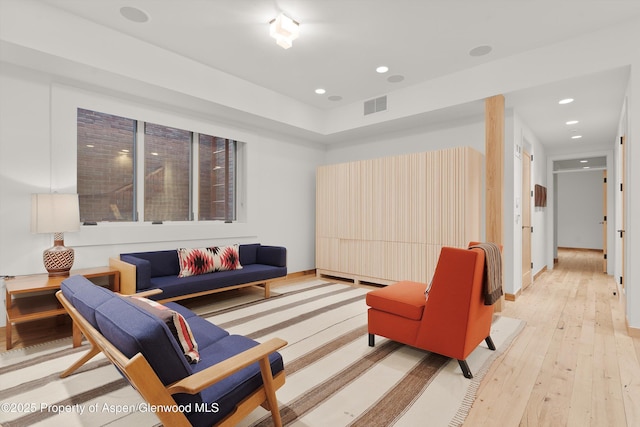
[120,6,150,23]
[328,95,343,101]
[151,152,159,156]
[376,66,389,74]
[571,135,582,139]
[566,120,579,125]
[559,98,574,105]
[315,88,326,95]
[583,166,591,169]
[387,75,405,83]
[469,45,492,57]
[86,144,94,148]
[580,160,588,163]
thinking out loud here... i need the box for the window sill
[66,221,256,247]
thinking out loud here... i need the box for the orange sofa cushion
[365,281,426,321]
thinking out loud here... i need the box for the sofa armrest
[109,257,137,295]
[166,337,287,395]
[256,246,287,267]
[120,255,152,291]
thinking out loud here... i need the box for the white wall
[324,117,486,165]
[528,132,548,279]
[499,111,548,297]
[503,111,518,296]
[624,58,640,328]
[615,93,628,299]
[0,65,324,326]
[556,171,604,249]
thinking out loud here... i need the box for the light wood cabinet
[316,146,482,285]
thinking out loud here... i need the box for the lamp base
[43,238,75,277]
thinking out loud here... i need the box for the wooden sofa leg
[485,335,496,351]
[264,282,271,298]
[458,360,473,379]
[60,345,101,378]
[368,334,375,347]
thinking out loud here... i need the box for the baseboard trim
[557,247,603,252]
[287,269,316,279]
[534,266,547,280]
[627,319,640,338]
[505,289,521,301]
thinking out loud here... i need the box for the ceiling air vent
[364,95,387,115]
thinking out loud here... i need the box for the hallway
[465,248,640,426]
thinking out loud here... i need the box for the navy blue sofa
[58,275,286,426]
[112,243,287,301]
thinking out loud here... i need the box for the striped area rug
[0,280,524,427]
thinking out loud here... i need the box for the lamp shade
[31,193,80,234]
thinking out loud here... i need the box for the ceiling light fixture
[269,13,299,49]
[376,66,389,74]
[559,98,574,105]
[571,135,583,139]
[580,160,588,163]
[566,120,579,125]
[315,88,326,95]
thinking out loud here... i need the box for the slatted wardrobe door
[316,146,482,286]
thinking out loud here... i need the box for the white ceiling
[553,156,607,171]
[15,1,640,154]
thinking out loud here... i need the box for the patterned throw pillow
[177,247,217,278]
[128,296,200,363]
[211,244,243,272]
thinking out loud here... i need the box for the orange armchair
[366,246,496,378]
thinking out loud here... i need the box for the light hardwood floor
[465,248,640,427]
[2,249,639,426]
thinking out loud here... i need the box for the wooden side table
[4,266,120,350]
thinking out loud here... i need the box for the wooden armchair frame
[56,290,287,427]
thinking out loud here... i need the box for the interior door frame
[546,150,614,272]
[522,149,532,289]
[619,135,626,291]
[603,170,608,273]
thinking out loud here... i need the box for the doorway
[548,154,610,270]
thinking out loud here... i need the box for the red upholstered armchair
[366,245,496,378]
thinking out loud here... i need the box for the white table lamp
[31,193,80,276]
